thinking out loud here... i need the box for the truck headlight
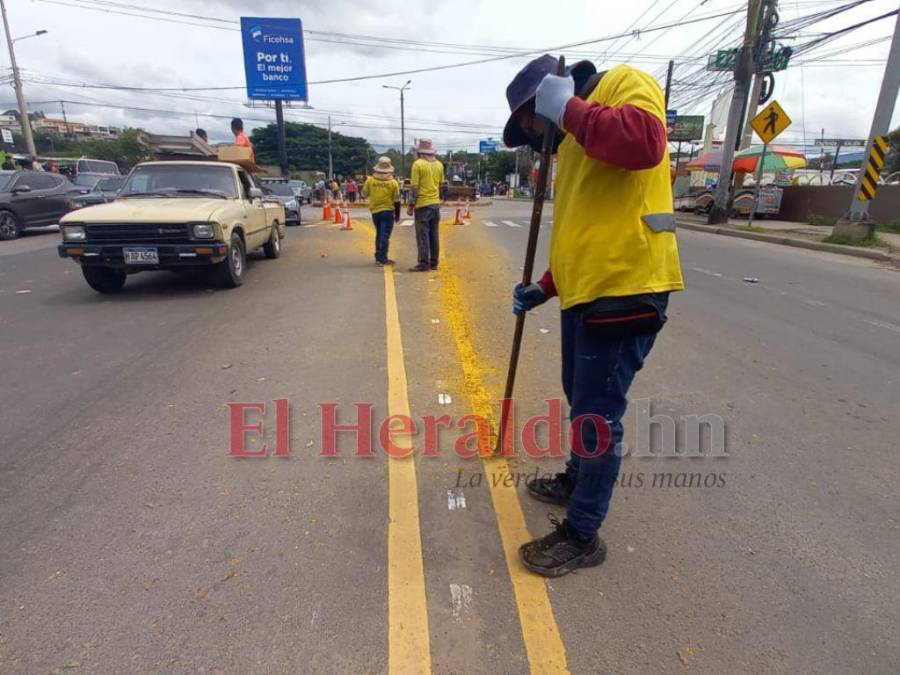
[192,222,216,239]
[285,199,298,210]
[63,225,86,241]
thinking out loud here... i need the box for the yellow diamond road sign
[751,100,792,145]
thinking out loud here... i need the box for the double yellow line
[382,258,569,674]
[383,264,432,673]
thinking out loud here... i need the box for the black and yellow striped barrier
[859,135,888,201]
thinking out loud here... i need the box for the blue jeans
[561,293,669,538]
[372,210,394,263]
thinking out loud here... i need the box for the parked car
[289,179,312,204]
[69,176,125,209]
[58,161,285,293]
[259,178,301,225]
[0,170,77,240]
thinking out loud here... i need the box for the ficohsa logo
[251,26,263,41]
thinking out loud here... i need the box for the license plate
[123,247,159,264]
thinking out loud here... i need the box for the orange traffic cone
[322,198,332,220]
[333,201,343,224]
[454,200,463,226]
[341,205,353,231]
[463,199,472,220]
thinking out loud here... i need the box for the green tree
[251,122,373,177]
[33,128,152,170]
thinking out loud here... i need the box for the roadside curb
[676,220,900,268]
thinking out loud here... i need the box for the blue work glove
[513,282,547,315]
[535,73,575,127]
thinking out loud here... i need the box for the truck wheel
[0,210,20,241]
[82,266,127,293]
[215,232,245,287]
[263,225,281,259]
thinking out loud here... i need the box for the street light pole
[400,86,406,178]
[0,0,40,156]
[383,80,411,178]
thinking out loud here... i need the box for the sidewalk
[675,213,900,266]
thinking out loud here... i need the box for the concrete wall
[779,185,900,223]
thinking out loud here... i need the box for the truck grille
[84,223,191,244]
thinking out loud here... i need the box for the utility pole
[274,99,288,178]
[60,100,72,137]
[327,115,333,179]
[383,81,411,179]
[708,0,767,224]
[1,0,36,156]
[740,75,766,150]
[664,59,675,108]
[833,7,900,240]
[736,1,777,189]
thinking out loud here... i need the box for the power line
[17,70,506,132]
[32,0,745,88]
[15,98,502,136]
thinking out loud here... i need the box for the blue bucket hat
[502,54,597,152]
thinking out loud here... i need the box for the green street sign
[669,115,705,142]
[759,45,792,72]
[706,45,792,73]
[707,48,737,72]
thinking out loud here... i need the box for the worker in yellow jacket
[503,55,685,577]
[362,157,401,266]
[407,138,444,272]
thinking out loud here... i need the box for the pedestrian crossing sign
[751,99,791,145]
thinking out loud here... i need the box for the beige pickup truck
[58,161,286,293]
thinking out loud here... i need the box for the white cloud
[4,0,898,153]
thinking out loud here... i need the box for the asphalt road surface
[0,202,898,674]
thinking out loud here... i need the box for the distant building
[33,117,122,138]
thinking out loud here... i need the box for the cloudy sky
[4,0,898,152]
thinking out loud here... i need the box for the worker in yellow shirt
[503,55,685,577]
[407,138,444,272]
[362,157,401,266]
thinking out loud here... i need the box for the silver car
[289,179,312,204]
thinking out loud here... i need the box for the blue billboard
[479,139,499,154]
[240,17,308,101]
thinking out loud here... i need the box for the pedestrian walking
[401,179,411,205]
[362,157,401,266]
[408,138,444,272]
[503,55,684,577]
[347,178,358,203]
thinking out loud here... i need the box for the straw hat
[415,138,437,156]
[372,156,395,177]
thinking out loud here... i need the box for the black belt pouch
[581,293,667,339]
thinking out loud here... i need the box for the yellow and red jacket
[538,64,684,309]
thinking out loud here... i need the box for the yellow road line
[439,267,570,675]
[383,264,432,674]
